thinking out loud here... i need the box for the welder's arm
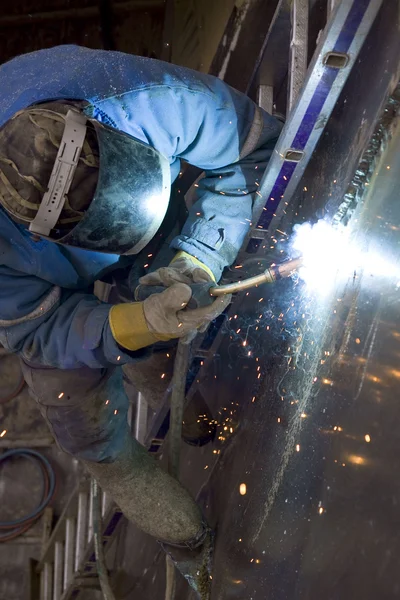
[86,71,282,282]
[0,266,228,368]
[0,265,145,369]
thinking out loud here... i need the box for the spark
[296,444,300,452]
[114,409,118,415]
[58,392,64,399]
[319,507,324,514]
[0,430,6,438]
[365,434,371,443]
[348,454,366,465]
[239,483,247,495]
[105,399,110,405]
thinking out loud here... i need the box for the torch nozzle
[209,257,303,297]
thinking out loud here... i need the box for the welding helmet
[0,102,171,254]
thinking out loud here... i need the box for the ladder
[37,477,122,600]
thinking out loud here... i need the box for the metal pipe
[210,257,302,296]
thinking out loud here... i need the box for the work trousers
[20,349,205,544]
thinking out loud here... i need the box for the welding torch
[136,257,303,308]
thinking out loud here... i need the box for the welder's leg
[20,361,202,543]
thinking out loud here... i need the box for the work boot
[160,522,214,600]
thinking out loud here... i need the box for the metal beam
[288,0,309,110]
[0,1,163,27]
[209,0,281,93]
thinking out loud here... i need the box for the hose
[165,338,192,600]
[0,449,56,541]
[92,478,116,600]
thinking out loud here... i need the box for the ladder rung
[75,491,88,572]
[63,517,75,590]
[53,541,64,600]
[41,562,52,600]
[87,483,94,544]
[102,491,111,517]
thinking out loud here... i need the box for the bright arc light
[291,220,353,295]
[291,219,400,296]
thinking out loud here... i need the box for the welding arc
[0,449,56,542]
[210,257,303,296]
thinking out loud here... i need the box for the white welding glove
[139,251,216,288]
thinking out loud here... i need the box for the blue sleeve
[0,265,142,369]
[84,66,282,281]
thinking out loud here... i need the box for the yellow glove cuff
[171,251,216,282]
[109,303,159,351]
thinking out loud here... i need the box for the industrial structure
[0,1,399,599]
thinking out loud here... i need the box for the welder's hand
[109,283,230,351]
[139,251,216,289]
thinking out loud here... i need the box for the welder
[0,45,281,595]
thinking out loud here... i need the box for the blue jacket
[0,45,281,369]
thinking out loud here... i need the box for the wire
[0,449,56,541]
[92,478,116,600]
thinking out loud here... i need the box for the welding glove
[109,283,230,351]
[139,251,216,288]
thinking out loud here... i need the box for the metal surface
[201,105,400,600]
[288,0,309,110]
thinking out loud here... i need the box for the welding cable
[164,338,192,600]
[0,449,56,542]
[92,478,116,600]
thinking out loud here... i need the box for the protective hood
[56,119,171,254]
